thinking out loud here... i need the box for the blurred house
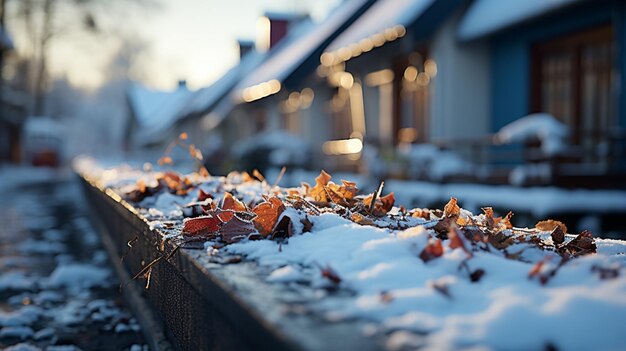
[124,80,193,152]
[153,0,625,188]
[0,25,27,163]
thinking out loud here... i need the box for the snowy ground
[0,167,147,351]
[79,160,626,351]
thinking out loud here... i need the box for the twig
[369,181,385,212]
[272,166,287,187]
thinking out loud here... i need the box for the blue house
[458,0,626,185]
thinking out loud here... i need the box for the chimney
[237,39,255,59]
[177,80,187,90]
[256,12,307,52]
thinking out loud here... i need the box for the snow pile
[401,144,475,181]
[47,263,110,290]
[226,214,626,350]
[495,113,569,156]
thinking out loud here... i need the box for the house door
[531,25,616,143]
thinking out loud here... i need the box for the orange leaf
[448,226,472,257]
[443,197,460,218]
[179,132,188,140]
[419,238,444,262]
[252,197,285,237]
[536,219,568,234]
[310,170,332,202]
[182,215,221,236]
[221,192,246,212]
[379,192,395,212]
[157,156,173,166]
[198,166,210,177]
[197,188,212,202]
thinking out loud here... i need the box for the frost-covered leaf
[252,197,285,237]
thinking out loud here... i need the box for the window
[531,25,616,138]
[394,52,434,145]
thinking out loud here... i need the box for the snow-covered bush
[495,113,569,156]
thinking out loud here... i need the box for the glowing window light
[424,59,437,77]
[300,88,314,108]
[403,66,418,81]
[320,52,335,67]
[359,38,374,52]
[371,33,385,47]
[339,72,354,89]
[394,25,407,37]
[365,69,394,87]
[417,72,430,86]
[322,138,363,155]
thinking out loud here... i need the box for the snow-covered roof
[177,51,264,119]
[324,0,434,54]
[231,0,370,103]
[127,82,193,146]
[458,0,584,41]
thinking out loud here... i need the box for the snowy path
[0,172,147,351]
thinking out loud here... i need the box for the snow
[82,161,626,350]
[47,263,110,290]
[232,0,369,96]
[325,0,434,53]
[400,143,475,181]
[127,82,193,146]
[458,0,582,41]
[3,342,41,351]
[267,265,306,283]
[386,179,626,218]
[0,306,43,327]
[495,113,570,156]
[225,218,626,350]
[0,326,34,340]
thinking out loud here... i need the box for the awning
[458,0,584,41]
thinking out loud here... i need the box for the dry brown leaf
[252,197,286,237]
[351,213,375,226]
[443,197,460,218]
[310,170,332,202]
[419,238,444,262]
[182,215,221,236]
[448,226,472,257]
[551,225,565,245]
[380,192,395,213]
[536,219,568,234]
[221,192,247,212]
[220,215,255,243]
[157,156,173,166]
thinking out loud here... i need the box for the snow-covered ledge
[75,157,626,351]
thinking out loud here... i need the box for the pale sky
[42,0,341,91]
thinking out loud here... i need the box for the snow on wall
[458,0,583,41]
